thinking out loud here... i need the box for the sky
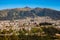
[0,0,60,11]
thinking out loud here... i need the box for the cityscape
[0,0,60,40]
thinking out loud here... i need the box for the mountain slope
[0,7,60,20]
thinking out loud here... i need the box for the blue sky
[0,0,60,11]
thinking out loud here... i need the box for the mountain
[0,7,60,20]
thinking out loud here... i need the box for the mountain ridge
[0,7,60,20]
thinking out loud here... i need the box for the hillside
[0,7,60,20]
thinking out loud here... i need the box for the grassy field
[0,25,60,40]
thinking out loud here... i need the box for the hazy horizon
[0,0,60,11]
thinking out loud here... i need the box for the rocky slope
[0,7,60,20]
